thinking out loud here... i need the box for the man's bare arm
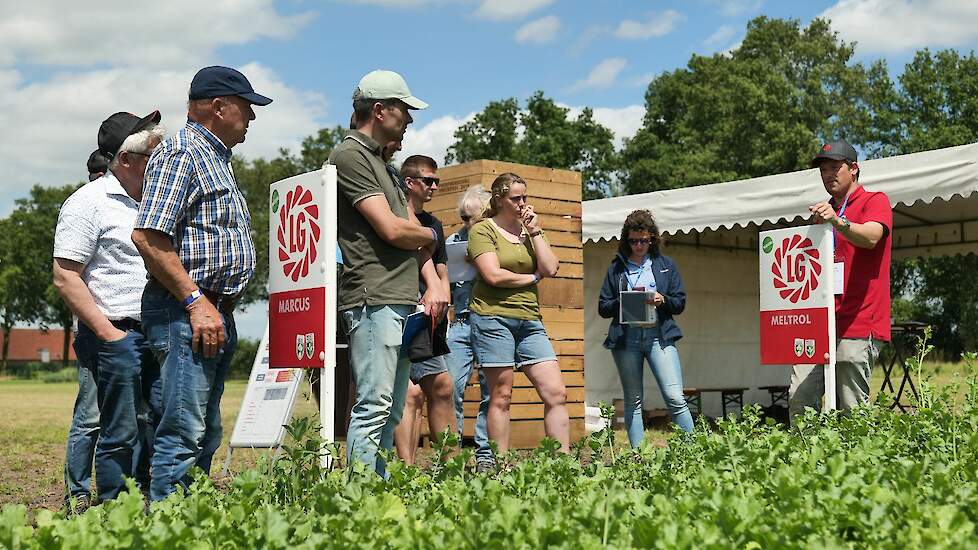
[52,258,126,341]
[357,195,434,250]
[131,228,225,358]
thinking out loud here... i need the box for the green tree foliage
[446,92,619,199]
[897,49,978,153]
[887,49,978,358]
[621,17,891,193]
[0,185,78,370]
[234,126,346,306]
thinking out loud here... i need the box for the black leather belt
[111,318,142,332]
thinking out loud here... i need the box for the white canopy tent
[582,142,978,425]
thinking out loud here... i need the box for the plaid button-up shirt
[135,119,255,296]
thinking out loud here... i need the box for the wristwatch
[838,216,851,231]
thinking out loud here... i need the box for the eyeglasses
[125,151,152,158]
[460,214,472,222]
[507,195,528,204]
[627,238,652,245]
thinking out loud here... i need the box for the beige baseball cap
[354,70,428,110]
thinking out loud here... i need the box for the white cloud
[821,0,978,54]
[710,0,762,17]
[0,0,313,69]
[569,58,628,92]
[704,25,737,48]
[614,10,685,40]
[627,73,655,87]
[397,114,475,167]
[564,104,646,149]
[0,64,326,217]
[343,0,449,6]
[474,0,554,21]
[514,15,561,44]
[570,24,612,54]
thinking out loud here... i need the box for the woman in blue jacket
[597,209,694,446]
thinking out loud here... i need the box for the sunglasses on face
[460,214,472,221]
[410,176,439,187]
[508,195,528,204]
[627,238,652,245]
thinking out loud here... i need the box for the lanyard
[832,192,852,254]
[625,258,648,290]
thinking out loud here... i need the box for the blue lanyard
[832,192,852,254]
[626,258,648,290]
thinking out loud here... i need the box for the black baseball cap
[87,149,109,176]
[189,66,273,106]
[97,110,161,160]
[811,140,858,167]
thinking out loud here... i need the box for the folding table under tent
[582,142,978,428]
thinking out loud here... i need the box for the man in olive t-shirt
[330,70,440,476]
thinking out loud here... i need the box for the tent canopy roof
[584,143,978,243]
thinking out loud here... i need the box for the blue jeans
[64,358,99,502]
[445,316,491,461]
[610,327,694,447]
[342,304,413,477]
[143,282,236,501]
[70,322,160,501]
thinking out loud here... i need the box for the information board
[268,170,335,369]
[759,224,835,365]
[268,165,338,465]
[228,326,305,448]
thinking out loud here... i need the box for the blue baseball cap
[189,66,272,106]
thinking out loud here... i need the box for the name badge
[833,262,844,295]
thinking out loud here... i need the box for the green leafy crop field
[2,355,977,548]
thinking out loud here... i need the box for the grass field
[0,358,970,512]
[0,379,319,511]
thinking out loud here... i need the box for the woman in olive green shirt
[467,172,569,455]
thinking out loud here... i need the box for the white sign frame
[226,165,338,470]
[759,224,838,409]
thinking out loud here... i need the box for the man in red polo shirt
[788,140,893,420]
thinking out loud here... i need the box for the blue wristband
[183,289,203,308]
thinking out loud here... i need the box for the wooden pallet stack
[425,160,585,448]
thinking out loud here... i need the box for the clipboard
[619,291,658,326]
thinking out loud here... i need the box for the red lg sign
[276,185,321,282]
[771,235,821,303]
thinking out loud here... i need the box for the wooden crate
[429,160,584,449]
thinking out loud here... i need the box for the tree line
[1,16,975,371]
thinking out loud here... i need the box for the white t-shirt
[54,171,148,321]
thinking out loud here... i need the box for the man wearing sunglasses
[393,155,455,462]
[54,110,165,508]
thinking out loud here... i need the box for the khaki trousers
[788,338,880,422]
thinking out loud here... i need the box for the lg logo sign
[274,185,321,282]
[768,234,821,303]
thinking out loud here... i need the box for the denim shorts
[469,312,557,369]
[410,354,448,384]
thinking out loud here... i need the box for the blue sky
[3,0,978,338]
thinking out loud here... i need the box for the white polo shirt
[54,171,148,321]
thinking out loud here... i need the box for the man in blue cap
[132,66,272,501]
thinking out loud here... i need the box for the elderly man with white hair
[54,110,165,508]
